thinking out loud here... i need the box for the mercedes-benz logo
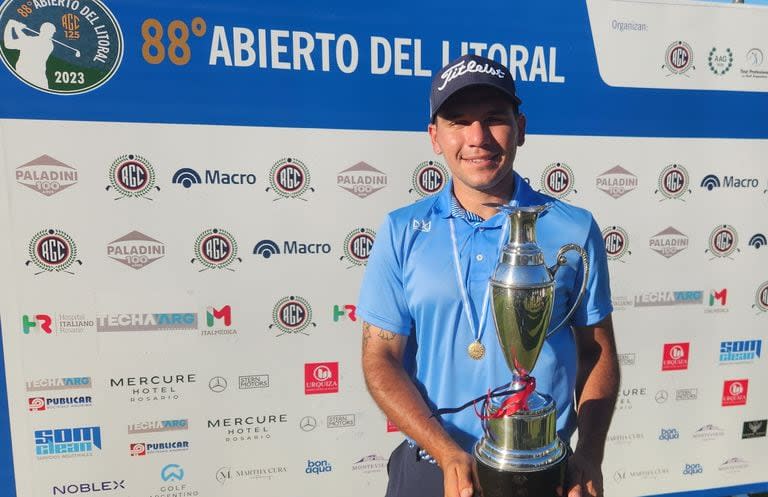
[209,376,227,393]
[299,416,317,432]
[655,390,669,403]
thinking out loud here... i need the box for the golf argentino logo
[0,0,123,94]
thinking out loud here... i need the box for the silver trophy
[474,204,588,497]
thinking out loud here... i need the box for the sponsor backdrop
[0,1,766,497]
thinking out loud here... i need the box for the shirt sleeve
[569,215,613,327]
[356,214,413,335]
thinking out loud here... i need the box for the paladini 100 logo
[16,155,78,196]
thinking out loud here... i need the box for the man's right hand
[438,447,481,497]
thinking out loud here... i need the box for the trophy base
[476,453,567,497]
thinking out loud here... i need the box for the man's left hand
[561,450,603,497]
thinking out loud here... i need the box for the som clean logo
[171,167,256,188]
[51,480,126,495]
[16,154,78,196]
[34,426,101,458]
[26,228,82,274]
[720,340,761,363]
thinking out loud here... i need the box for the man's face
[428,87,526,195]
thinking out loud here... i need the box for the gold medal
[468,340,486,360]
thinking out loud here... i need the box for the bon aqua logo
[0,0,123,94]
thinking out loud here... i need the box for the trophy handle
[545,243,589,338]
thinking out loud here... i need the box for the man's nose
[465,120,490,146]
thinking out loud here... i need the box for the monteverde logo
[663,41,694,76]
[191,228,241,271]
[340,228,375,268]
[655,164,691,201]
[706,225,740,259]
[106,154,159,200]
[409,160,448,198]
[539,162,576,200]
[269,296,316,336]
[708,47,733,76]
[266,158,314,200]
[26,228,81,274]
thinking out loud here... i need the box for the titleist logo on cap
[438,59,506,91]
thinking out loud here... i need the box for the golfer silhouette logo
[0,0,123,94]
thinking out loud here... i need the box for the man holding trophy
[358,54,619,497]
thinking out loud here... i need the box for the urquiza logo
[269,296,316,336]
[692,424,725,441]
[700,173,760,191]
[215,465,287,484]
[26,376,91,392]
[266,157,314,200]
[340,228,375,268]
[22,313,93,334]
[128,419,188,434]
[337,161,387,198]
[539,162,576,200]
[305,362,339,395]
[171,166,257,189]
[754,281,768,314]
[34,426,101,459]
[662,343,689,371]
[706,225,740,259]
[28,395,91,411]
[306,459,333,475]
[708,47,733,75]
[720,340,761,364]
[742,419,767,439]
[332,304,357,322]
[106,154,159,200]
[596,165,637,199]
[722,379,749,407]
[253,238,332,259]
[130,441,189,456]
[649,227,688,258]
[107,231,165,269]
[108,374,196,403]
[206,414,288,443]
[204,305,236,336]
[410,160,448,198]
[615,386,647,412]
[655,164,691,201]
[15,155,78,196]
[0,0,123,94]
[352,454,388,474]
[602,226,631,262]
[26,228,82,274]
[51,480,126,496]
[682,463,704,476]
[663,41,695,75]
[96,312,197,333]
[191,228,241,271]
[634,290,702,308]
[386,419,400,433]
[749,233,767,249]
[658,428,680,441]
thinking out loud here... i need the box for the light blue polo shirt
[357,171,612,452]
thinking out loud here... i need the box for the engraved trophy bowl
[473,204,589,497]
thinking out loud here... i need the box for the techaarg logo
[634,290,702,307]
[172,167,256,188]
[96,313,197,333]
[700,174,760,191]
[253,239,331,259]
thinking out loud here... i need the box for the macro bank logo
[720,340,761,364]
[722,379,748,407]
[305,362,339,395]
[106,155,159,200]
[269,296,316,336]
[749,233,767,249]
[655,164,691,201]
[700,173,760,191]
[662,343,689,371]
[192,228,241,271]
[706,225,739,259]
[107,231,165,269]
[337,161,387,198]
[602,226,631,262]
[410,160,448,198]
[171,166,257,188]
[253,239,332,259]
[266,157,314,200]
[649,227,688,258]
[540,162,576,200]
[16,155,78,196]
[26,228,82,274]
[596,166,637,199]
[340,228,375,268]
[34,426,101,459]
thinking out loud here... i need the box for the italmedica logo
[253,239,332,259]
[700,174,759,191]
[34,426,101,458]
[172,167,256,188]
[705,289,728,314]
[720,340,761,363]
[204,305,236,336]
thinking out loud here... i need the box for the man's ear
[516,113,527,147]
[428,123,442,154]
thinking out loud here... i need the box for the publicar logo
[340,228,375,268]
[655,164,691,201]
[15,155,78,196]
[107,231,165,269]
[337,161,387,198]
[663,41,694,75]
[267,158,314,200]
[26,228,81,274]
[602,226,631,262]
[595,166,637,199]
[269,296,315,336]
[706,225,739,259]
[106,155,160,200]
[539,162,576,200]
[191,228,241,271]
[409,160,448,198]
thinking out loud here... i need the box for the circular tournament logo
[746,48,764,68]
[342,228,375,267]
[708,47,733,76]
[27,228,78,272]
[669,345,685,360]
[271,296,313,335]
[269,158,311,199]
[540,162,575,199]
[708,225,738,258]
[729,382,744,396]
[755,282,768,313]
[602,226,631,261]
[657,164,690,200]
[313,364,332,381]
[410,160,447,197]
[0,0,123,94]
[665,41,694,75]
[193,228,238,270]
[108,154,157,198]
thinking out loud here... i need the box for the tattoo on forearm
[377,330,396,341]
[362,322,372,348]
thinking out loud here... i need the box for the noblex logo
[649,227,689,258]
[191,228,241,271]
[754,282,768,314]
[26,228,82,274]
[106,154,159,200]
[107,231,165,269]
[15,155,78,196]
[305,362,339,394]
[539,162,576,199]
[722,379,748,406]
[706,225,739,259]
[742,419,767,439]
[662,343,689,371]
[596,166,637,199]
[337,161,387,198]
[663,41,695,75]
[267,158,314,200]
[602,226,631,262]
[340,228,375,268]
[22,314,53,334]
[409,160,448,198]
[655,164,691,201]
[269,296,316,336]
